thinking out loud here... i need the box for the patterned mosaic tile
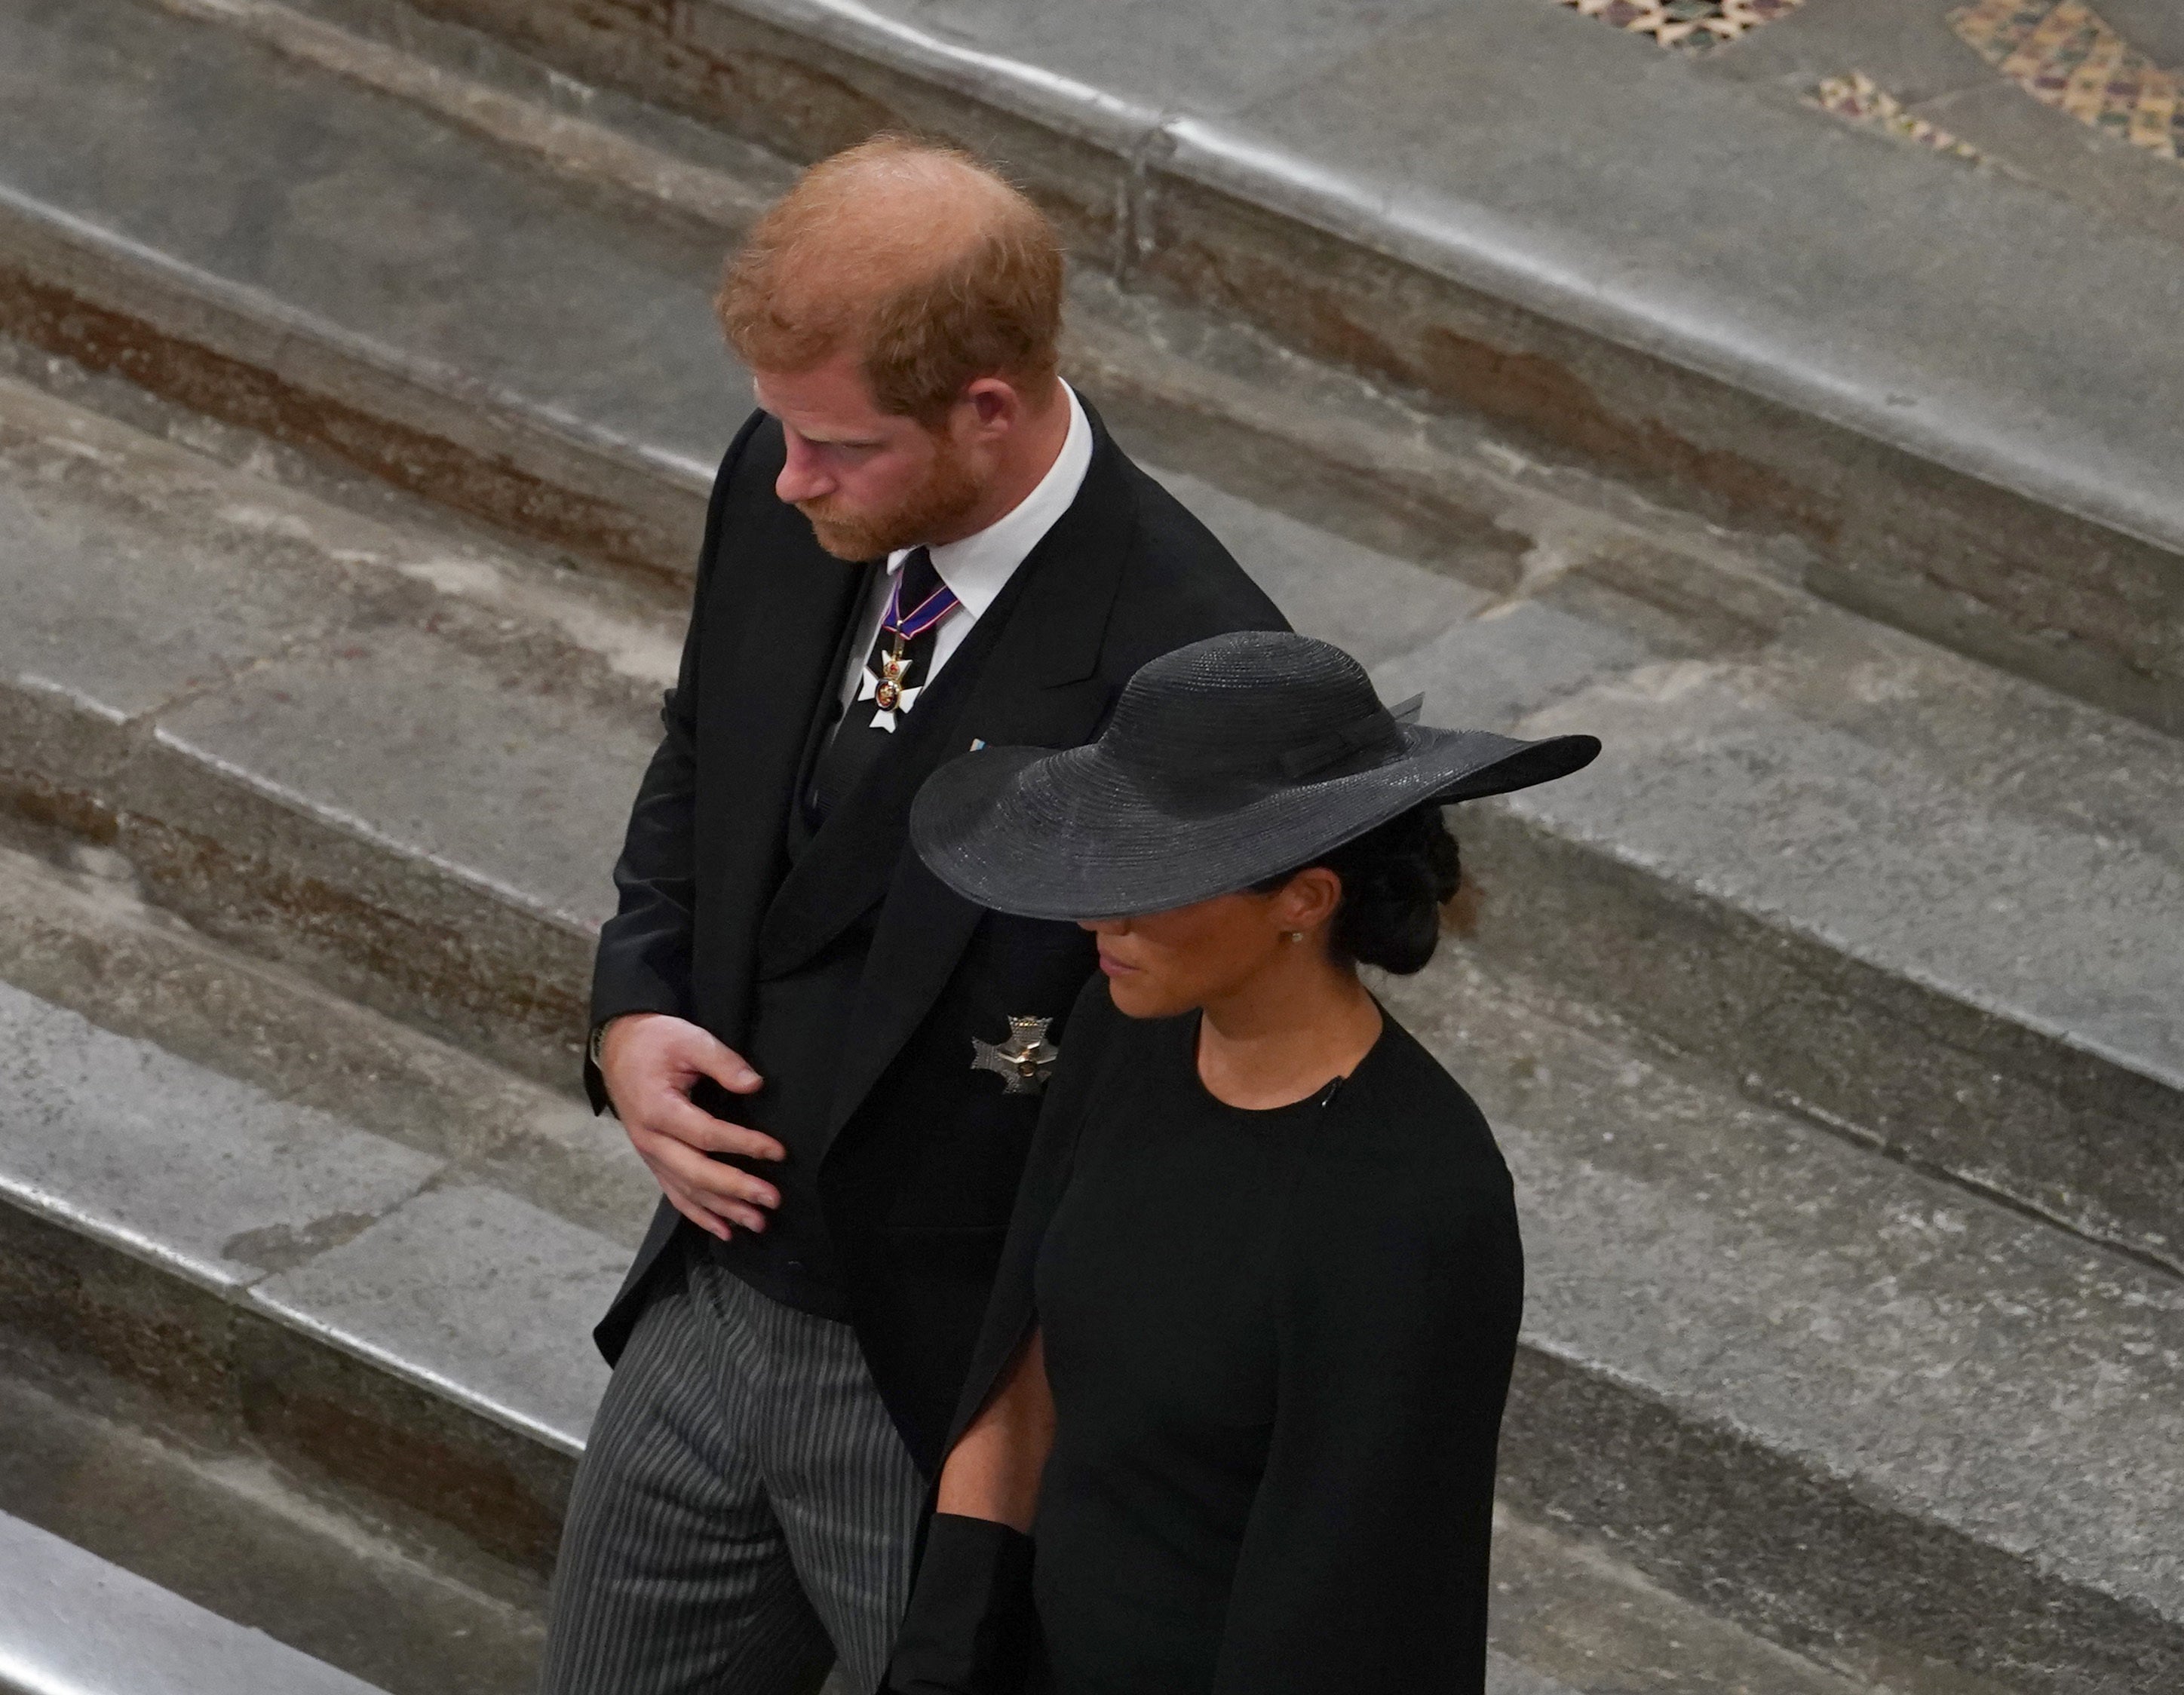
[1559,0,1806,54]
[1811,71,1987,161]
[1949,0,2183,159]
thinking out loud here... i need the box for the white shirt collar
[887,383,1093,616]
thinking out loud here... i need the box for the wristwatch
[588,1018,614,1069]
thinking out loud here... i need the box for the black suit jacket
[587,402,1285,1472]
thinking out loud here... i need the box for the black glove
[884,1514,1040,1695]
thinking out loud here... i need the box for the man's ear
[963,375,1023,433]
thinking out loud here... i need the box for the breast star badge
[972,1016,1060,1096]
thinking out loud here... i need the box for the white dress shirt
[835,383,1094,713]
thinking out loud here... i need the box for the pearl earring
[1287,930,1305,943]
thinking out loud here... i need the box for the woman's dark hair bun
[1321,804,1460,974]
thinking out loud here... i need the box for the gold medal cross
[971,1016,1060,1096]
[858,640,922,731]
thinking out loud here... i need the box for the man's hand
[599,1013,782,1240]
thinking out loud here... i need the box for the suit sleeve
[1210,1140,1523,1695]
[583,415,762,1111]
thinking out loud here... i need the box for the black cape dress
[946,975,1524,1694]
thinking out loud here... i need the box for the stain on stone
[0,773,121,845]
[0,1204,242,1424]
[0,263,693,587]
[106,808,588,1089]
[1140,213,1841,557]
[244,1375,568,1574]
[1419,323,1839,549]
[222,1212,383,1275]
[403,0,900,170]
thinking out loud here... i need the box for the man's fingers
[648,1155,775,1237]
[663,1186,732,1241]
[599,1017,759,1120]
[631,1124,782,1213]
[657,1181,768,1240]
[653,1092,786,1162]
[685,1031,762,1096]
[662,1175,770,1237]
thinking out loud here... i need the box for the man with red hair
[542,136,1284,1693]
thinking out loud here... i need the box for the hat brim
[909,726,1600,921]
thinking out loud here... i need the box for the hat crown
[1099,631,1398,783]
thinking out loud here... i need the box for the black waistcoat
[710,564,1026,1319]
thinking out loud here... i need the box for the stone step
[0,1367,544,1695]
[0,836,587,1693]
[0,0,746,585]
[0,841,638,1567]
[0,361,672,1089]
[0,1504,390,1695]
[0,833,1970,1695]
[161,0,2184,738]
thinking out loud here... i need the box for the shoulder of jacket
[1094,477,1288,670]
[716,409,783,498]
[1321,1020,1511,1198]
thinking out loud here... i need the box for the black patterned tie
[807,548,952,824]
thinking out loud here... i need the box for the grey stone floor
[0,1500,387,1695]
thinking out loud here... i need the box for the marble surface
[252,1184,624,1451]
[0,1506,388,1695]
[0,0,744,470]
[0,979,440,1293]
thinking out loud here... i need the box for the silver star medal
[859,644,922,732]
[972,1016,1060,1096]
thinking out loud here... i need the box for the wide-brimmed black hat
[910,630,1600,920]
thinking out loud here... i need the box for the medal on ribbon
[859,566,959,732]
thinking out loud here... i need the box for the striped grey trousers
[540,1245,928,1695]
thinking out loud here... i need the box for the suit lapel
[810,425,1140,1152]
[786,558,883,843]
[756,613,995,979]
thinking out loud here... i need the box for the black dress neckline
[1182,1004,1389,1119]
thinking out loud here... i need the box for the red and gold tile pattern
[1560,0,1806,53]
[1810,72,1986,161]
[1949,0,2183,158]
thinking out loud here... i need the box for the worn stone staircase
[1,1,2177,1691]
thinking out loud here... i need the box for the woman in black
[888,631,1599,1695]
